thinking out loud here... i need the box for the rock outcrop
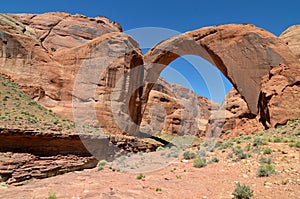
[0,12,299,138]
[208,88,264,138]
[141,77,218,137]
[0,13,143,135]
[280,25,300,61]
[142,24,300,128]
[259,64,300,127]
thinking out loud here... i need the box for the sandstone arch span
[142,24,299,120]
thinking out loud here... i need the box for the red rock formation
[0,12,299,137]
[142,24,300,125]
[280,25,300,61]
[208,88,264,138]
[0,13,143,135]
[141,77,218,137]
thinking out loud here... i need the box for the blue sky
[1,0,299,104]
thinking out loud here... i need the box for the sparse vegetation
[136,173,145,180]
[257,164,276,177]
[259,157,272,164]
[155,187,162,192]
[97,160,107,171]
[48,192,57,199]
[253,136,267,146]
[263,147,272,154]
[193,157,207,168]
[0,75,76,134]
[183,151,196,160]
[232,182,254,199]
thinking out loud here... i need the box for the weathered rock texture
[0,12,299,137]
[280,25,300,61]
[141,77,218,137]
[0,13,143,135]
[0,152,97,186]
[208,88,264,137]
[259,64,300,127]
[142,24,300,129]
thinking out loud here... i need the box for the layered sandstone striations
[0,12,299,138]
[141,78,218,137]
[208,88,264,137]
[0,13,143,135]
[280,25,300,61]
[143,24,300,129]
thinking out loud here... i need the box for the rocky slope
[0,13,143,135]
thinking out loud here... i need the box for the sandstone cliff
[0,12,299,138]
[141,77,218,137]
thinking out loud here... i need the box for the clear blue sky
[1,0,299,104]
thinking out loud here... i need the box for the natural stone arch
[142,24,299,119]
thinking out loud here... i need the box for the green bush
[136,173,145,180]
[273,137,282,143]
[237,153,248,160]
[183,151,196,160]
[232,147,243,155]
[193,158,207,168]
[257,164,276,177]
[253,137,267,146]
[290,141,300,148]
[259,157,272,164]
[197,150,206,157]
[263,147,272,154]
[232,182,254,199]
[48,192,56,199]
[97,160,107,171]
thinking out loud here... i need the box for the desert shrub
[232,147,243,155]
[48,192,56,199]
[97,160,107,171]
[244,144,251,152]
[202,141,210,147]
[136,173,145,180]
[263,147,272,154]
[210,157,219,163]
[290,141,300,148]
[227,152,233,158]
[251,146,260,153]
[197,150,207,157]
[237,152,248,160]
[273,137,282,143]
[253,137,267,146]
[259,157,272,164]
[218,140,233,150]
[232,182,254,199]
[167,151,179,158]
[155,187,162,191]
[257,164,276,177]
[193,158,207,168]
[183,151,196,160]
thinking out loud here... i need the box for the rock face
[0,12,299,137]
[141,78,218,137]
[259,64,300,127]
[8,12,122,51]
[280,25,300,61]
[0,13,143,135]
[208,88,264,137]
[142,24,300,126]
[0,152,97,186]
